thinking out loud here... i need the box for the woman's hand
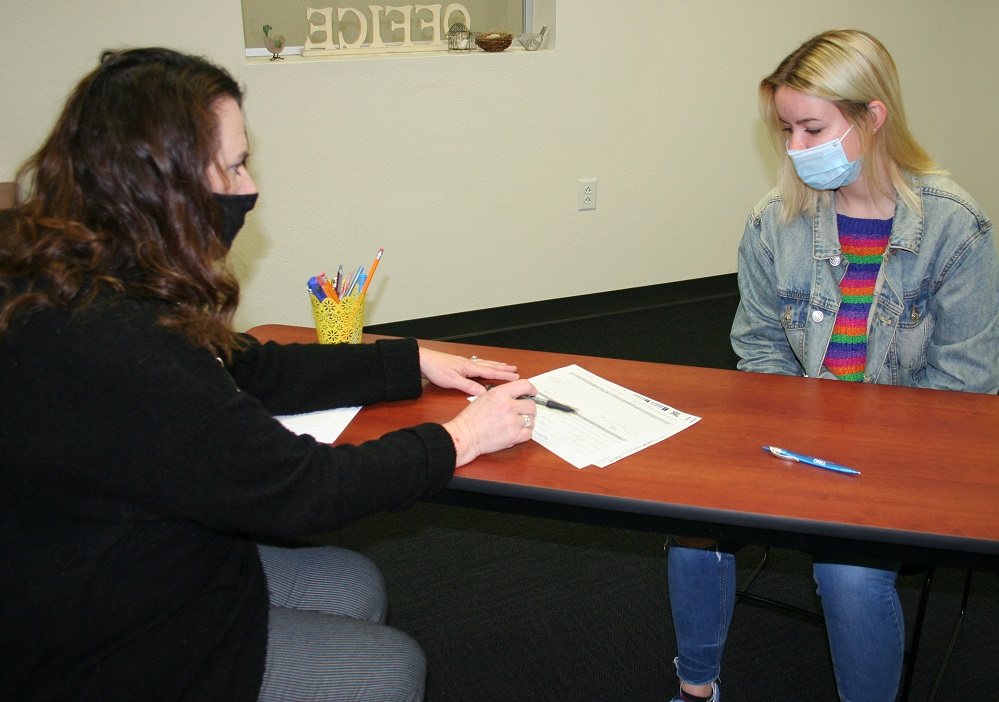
[442,379,538,467]
[419,347,520,396]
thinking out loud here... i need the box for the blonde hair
[759,29,943,221]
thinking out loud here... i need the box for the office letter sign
[302,4,471,56]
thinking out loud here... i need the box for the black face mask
[213,192,258,250]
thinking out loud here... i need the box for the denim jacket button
[830,256,842,267]
[811,309,824,323]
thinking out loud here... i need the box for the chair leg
[735,589,825,621]
[736,545,771,593]
[926,570,974,702]
[899,566,935,702]
[735,547,824,623]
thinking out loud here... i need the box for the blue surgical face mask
[786,125,862,190]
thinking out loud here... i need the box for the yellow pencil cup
[310,294,365,344]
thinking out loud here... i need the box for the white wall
[3,1,997,331]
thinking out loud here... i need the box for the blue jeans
[667,542,903,702]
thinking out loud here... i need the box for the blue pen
[307,276,327,302]
[762,446,860,475]
[353,266,365,293]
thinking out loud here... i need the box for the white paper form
[276,407,361,444]
[529,365,700,468]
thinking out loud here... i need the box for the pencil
[360,248,383,296]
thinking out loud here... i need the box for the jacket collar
[811,175,923,259]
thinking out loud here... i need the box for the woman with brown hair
[0,47,537,701]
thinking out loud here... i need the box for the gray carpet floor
[317,503,997,701]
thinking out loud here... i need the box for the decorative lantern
[447,23,474,52]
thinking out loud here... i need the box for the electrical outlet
[578,178,597,211]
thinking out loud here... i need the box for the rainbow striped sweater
[823,214,892,381]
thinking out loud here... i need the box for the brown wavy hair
[0,47,246,358]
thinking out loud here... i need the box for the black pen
[483,386,576,413]
[519,395,576,413]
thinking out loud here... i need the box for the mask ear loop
[786,124,854,155]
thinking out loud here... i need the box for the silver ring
[470,355,479,363]
[523,414,532,428]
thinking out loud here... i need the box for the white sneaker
[669,680,719,702]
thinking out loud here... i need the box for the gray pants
[257,544,426,702]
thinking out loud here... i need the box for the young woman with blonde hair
[668,29,997,702]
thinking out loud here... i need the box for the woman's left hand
[419,347,520,396]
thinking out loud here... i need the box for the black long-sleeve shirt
[0,299,456,701]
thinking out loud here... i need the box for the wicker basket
[475,32,512,52]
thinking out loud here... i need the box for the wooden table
[248,324,999,571]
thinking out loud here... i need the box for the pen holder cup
[310,294,365,344]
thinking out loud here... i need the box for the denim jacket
[731,174,999,394]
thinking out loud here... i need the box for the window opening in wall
[242,1,535,57]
